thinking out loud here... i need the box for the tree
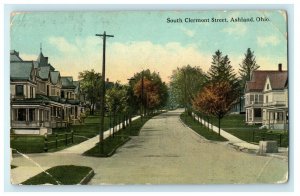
[169,65,206,109]
[193,81,239,135]
[193,50,240,134]
[134,78,160,110]
[106,82,128,136]
[78,69,102,115]
[129,69,168,114]
[239,48,259,89]
[207,50,238,87]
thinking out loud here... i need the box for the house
[244,63,288,130]
[10,50,85,135]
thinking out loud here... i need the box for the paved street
[11,109,288,184]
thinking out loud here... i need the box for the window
[47,85,50,96]
[267,84,269,90]
[61,91,65,98]
[254,94,258,103]
[30,86,33,98]
[250,95,254,103]
[16,85,24,96]
[29,109,35,121]
[17,109,26,121]
[259,95,263,103]
[254,108,262,117]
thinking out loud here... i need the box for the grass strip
[180,112,228,142]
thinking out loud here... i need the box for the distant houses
[244,63,288,130]
[10,50,85,135]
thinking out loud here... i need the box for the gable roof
[50,71,60,85]
[245,70,288,92]
[10,61,33,81]
[73,81,80,93]
[38,66,51,80]
[267,72,288,90]
[61,76,76,89]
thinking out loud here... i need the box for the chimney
[278,63,282,72]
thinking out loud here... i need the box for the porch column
[26,108,29,122]
[37,109,40,121]
[268,111,271,129]
[11,109,14,121]
[252,109,254,122]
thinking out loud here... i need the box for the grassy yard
[11,114,134,154]
[201,114,288,147]
[180,112,228,142]
[83,114,157,157]
[21,165,93,185]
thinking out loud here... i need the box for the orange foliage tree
[193,81,239,135]
[133,78,161,111]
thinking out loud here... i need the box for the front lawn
[21,165,93,185]
[201,114,288,147]
[180,112,228,142]
[11,115,132,154]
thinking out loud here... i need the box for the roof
[37,52,55,71]
[61,76,76,89]
[245,70,288,92]
[10,50,23,61]
[38,66,51,80]
[10,61,33,81]
[73,81,80,93]
[50,71,60,84]
[267,72,288,90]
[37,52,48,66]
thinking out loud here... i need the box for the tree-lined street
[11,109,287,184]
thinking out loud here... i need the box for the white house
[245,63,288,130]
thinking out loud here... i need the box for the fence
[44,131,74,152]
[252,130,287,147]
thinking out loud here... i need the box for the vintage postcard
[10,10,288,185]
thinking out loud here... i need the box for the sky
[10,10,288,83]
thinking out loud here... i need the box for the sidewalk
[191,112,288,156]
[55,116,141,154]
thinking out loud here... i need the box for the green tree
[239,48,260,89]
[207,50,238,86]
[78,69,102,115]
[169,65,206,109]
[106,82,128,136]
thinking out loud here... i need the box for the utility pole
[96,31,114,153]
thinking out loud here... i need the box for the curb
[78,169,95,185]
[106,137,131,157]
[227,142,258,154]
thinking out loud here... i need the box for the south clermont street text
[166,17,270,23]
